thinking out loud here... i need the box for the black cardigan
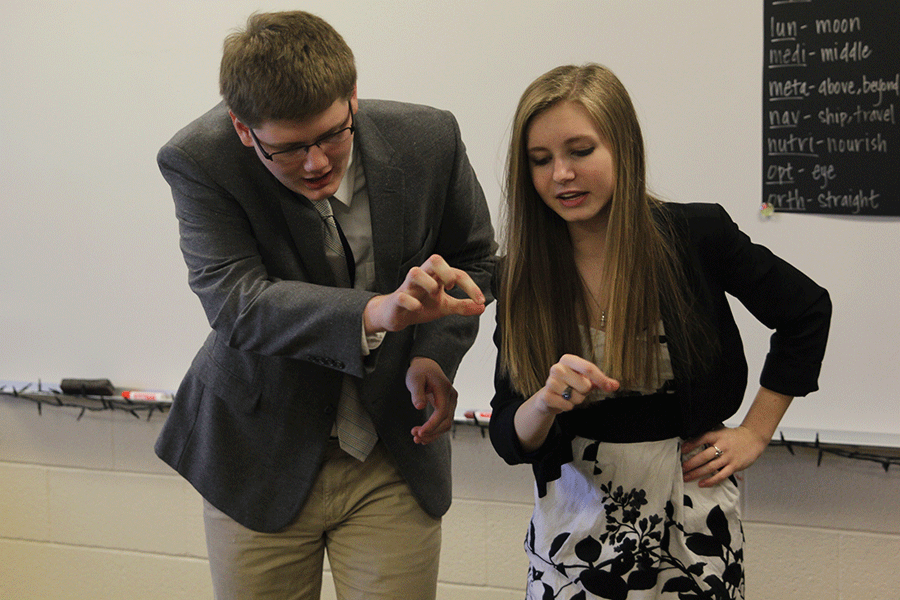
[488,202,831,495]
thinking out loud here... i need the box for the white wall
[1,401,899,599]
[1,0,898,446]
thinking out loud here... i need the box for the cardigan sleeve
[489,323,576,497]
[695,203,832,397]
[488,324,540,465]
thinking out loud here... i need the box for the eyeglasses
[250,101,354,164]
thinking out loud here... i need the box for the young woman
[489,64,831,599]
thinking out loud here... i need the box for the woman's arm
[513,354,620,453]
[681,386,793,487]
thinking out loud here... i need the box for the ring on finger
[713,445,724,458]
[562,386,573,401]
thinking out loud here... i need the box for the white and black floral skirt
[524,436,744,600]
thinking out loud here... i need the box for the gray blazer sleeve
[398,106,496,380]
[157,105,377,379]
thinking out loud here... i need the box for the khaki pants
[204,440,441,600]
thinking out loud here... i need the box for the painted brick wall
[1,398,898,599]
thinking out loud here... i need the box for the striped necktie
[311,198,378,461]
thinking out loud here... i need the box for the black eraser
[60,378,115,396]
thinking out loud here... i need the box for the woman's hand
[514,354,619,453]
[681,387,793,487]
[680,425,769,487]
[534,354,619,414]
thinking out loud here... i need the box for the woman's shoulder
[656,201,740,246]
[658,201,732,225]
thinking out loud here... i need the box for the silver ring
[713,445,723,458]
[562,386,573,401]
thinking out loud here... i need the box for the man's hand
[364,254,485,334]
[406,357,457,445]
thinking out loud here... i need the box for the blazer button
[324,405,334,415]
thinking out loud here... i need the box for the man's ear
[229,111,255,148]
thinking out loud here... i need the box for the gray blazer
[155,99,496,532]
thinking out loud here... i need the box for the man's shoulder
[359,99,455,129]
[356,99,460,163]
[359,98,448,116]
[158,102,247,172]
[164,101,234,151]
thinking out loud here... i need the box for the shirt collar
[332,141,357,208]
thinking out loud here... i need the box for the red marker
[463,409,492,423]
[121,391,173,402]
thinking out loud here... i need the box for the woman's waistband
[560,391,682,443]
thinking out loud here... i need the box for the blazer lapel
[355,108,405,293]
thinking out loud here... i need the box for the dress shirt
[331,142,385,354]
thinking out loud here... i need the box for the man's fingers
[405,266,440,296]
[450,272,485,304]
[442,296,486,317]
[412,412,452,444]
[421,255,485,304]
[395,292,423,312]
[411,400,452,445]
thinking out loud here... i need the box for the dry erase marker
[463,409,492,422]
[121,390,173,402]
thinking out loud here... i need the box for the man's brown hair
[220,11,356,127]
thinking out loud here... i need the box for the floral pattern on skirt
[524,437,744,600]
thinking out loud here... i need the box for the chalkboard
[763,0,899,216]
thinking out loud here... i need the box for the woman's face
[526,100,616,232]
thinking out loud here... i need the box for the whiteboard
[1,1,897,447]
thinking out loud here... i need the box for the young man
[155,10,495,599]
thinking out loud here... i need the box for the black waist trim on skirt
[530,388,684,498]
[559,390,682,443]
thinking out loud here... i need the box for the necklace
[580,278,607,330]
[576,262,607,330]
[582,287,608,330]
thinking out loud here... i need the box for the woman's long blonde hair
[498,64,700,396]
